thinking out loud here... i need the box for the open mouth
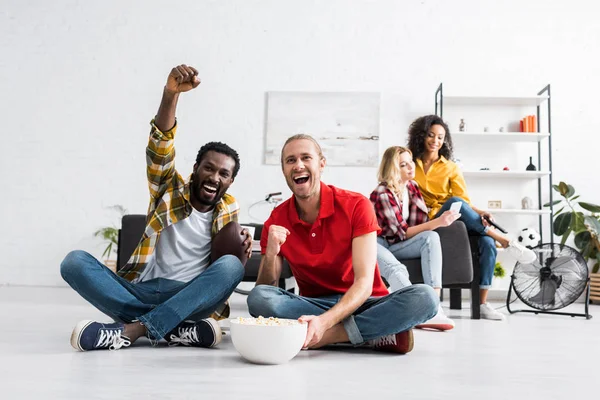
[202,183,218,195]
[293,175,309,185]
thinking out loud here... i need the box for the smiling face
[397,150,415,181]
[191,150,236,211]
[281,139,326,200]
[424,124,446,155]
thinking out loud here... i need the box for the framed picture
[264,91,380,166]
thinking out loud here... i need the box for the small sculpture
[483,126,489,132]
[503,166,510,171]
[459,119,466,132]
[522,197,534,210]
[526,156,537,171]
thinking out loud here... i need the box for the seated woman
[407,115,536,321]
[371,146,459,331]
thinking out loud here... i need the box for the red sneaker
[368,329,414,354]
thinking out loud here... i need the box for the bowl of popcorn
[229,316,308,365]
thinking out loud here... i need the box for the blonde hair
[377,146,412,195]
[280,134,325,165]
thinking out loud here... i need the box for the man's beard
[191,178,222,207]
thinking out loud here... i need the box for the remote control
[484,215,507,234]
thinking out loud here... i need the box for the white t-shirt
[402,187,410,221]
[139,208,213,283]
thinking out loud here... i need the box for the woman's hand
[437,210,460,227]
[478,210,494,227]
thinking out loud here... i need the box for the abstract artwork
[264,92,380,166]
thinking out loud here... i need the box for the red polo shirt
[260,182,388,298]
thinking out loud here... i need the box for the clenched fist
[265,225,290,258]
[165,64,200,94]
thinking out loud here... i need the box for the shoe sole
[205,318,223,347]
[70,320,94,351]
[404,329,414,354]
[415,323,455,331]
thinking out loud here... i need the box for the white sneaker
[416,304,455,331]
[506,240,536,264]
[480,303,505,321]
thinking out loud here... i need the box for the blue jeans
[60,250,244,340]
[246,284,438,345]
[377,231,442,290]
[435,197,496,289]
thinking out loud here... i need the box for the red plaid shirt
[370,181,430,244]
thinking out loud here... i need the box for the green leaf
[582,242,593,259]
[570,212,586,233]
[570,195,580,201]
[554,212,572,236]
[574,230,591,250]
[579,202,600,213]
[566,184,575,198]
[592,262,600,274]
[543,200,562,207]
[553,207,565,217]
[560,227,572,245]
[552,184,560,192]
[558,182,569,196]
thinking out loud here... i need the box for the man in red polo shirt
[247,134,438,354]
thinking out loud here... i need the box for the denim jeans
[247,284,438,344]
[377,230,442,290]
[435,197,496,289]
[60,250,244,340]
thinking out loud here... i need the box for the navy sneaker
[70,320,132,351]
[166,318,222,348]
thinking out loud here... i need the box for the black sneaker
[166,318,222,348]
[70,320,131,351]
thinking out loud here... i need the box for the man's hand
[241,228,253,259]
[299,315,327,349]
[265,225,290,258]
[165,64,200,94]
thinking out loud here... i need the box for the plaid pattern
[370,181,429,244]
[117,120,239,320]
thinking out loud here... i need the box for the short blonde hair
[280,134,325,165]
[377,146,412,195]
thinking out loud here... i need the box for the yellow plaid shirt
[117,120,239,319]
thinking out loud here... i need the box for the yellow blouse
[414,156,471,218]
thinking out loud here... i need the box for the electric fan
[506,243,592,319]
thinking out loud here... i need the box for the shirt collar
[288,181,334,225]
[416,155,448,168]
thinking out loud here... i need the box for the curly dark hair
[195,142,241,178]
[407,115,453,161]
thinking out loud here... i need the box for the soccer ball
[517,228,541,249]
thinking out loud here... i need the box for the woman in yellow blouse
[407,115,536,320]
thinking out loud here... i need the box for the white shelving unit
[443,95,549,107]
[480,208,551,215]
[452,132,550,143]
[462,171,550,179]
[435,83,555,242]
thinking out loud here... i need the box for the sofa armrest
[434,221,473,284]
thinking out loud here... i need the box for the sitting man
[60,64,251,351]
[247,134,438,354]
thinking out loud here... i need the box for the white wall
[2,0,599,286]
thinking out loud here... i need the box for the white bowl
[229,318,308,365]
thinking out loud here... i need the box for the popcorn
[236,316,301,326]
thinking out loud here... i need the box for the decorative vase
[526,157,537,171]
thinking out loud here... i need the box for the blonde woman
[370,146,459,331]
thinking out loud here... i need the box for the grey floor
[0,286,597,400]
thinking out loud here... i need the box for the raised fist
[165,64,200,94]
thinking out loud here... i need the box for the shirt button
[311,233,316,237]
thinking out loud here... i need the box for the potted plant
[544,181,600,302]
[94,205,127,272]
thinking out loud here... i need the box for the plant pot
[590,273,600,303]
[104,260,117,273]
